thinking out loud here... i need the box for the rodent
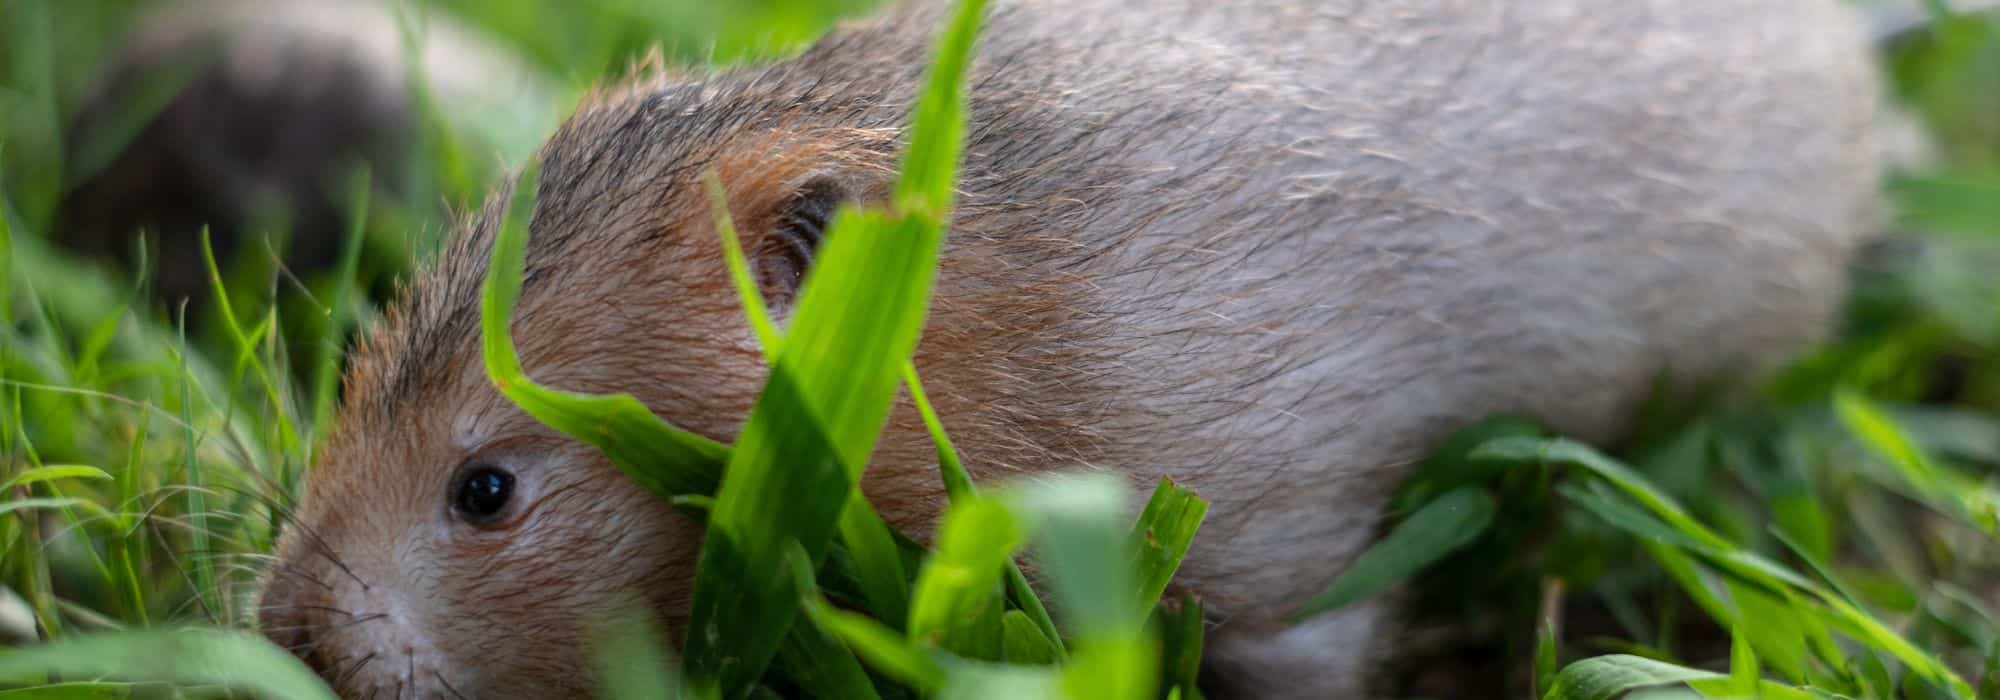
[254,0,1889,697]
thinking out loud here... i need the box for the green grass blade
[893,0,988,215]
[311,168,373,444]
[1543,655,1723,700]
[1008,474,1158,700]
[171,313,216,623]
[1156,593,1204,699]
[833,494,913,632]
[682,0,988,687]
[0,681,137,698]
[1535,613,1560,698]
[1293,486,1495,620]
[480,165,729,498]
[939,665,1061,700]
[906,362,1064,658]
[1129,479,1207,618]
[795,546,947,693]
[1489,436,1974,696]
[1728,625,1761,695]
[1475,438,1732,550]
[1836,390,2000,533]
[708,168,911,630]
[0,465,110,491]
[0,628,334,699]
[903,363,972,499]
[704,171,780,354]
[590,610,686,700]
[908,495,1023,658]
[682,206,942,695]
[1000,610,1060,665]
[0,497,104,519]
[772,608,885,700]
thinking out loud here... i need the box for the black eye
[453,466,515,524]
[756,179,845,296]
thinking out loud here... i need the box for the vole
[255,0,1891,696]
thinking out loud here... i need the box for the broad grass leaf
[708,170,912,630]
[0,628,334,700]
[682,0,987,690]
[1543,655,1723,700]
[590,610,686,700]
[682,207,941,694]
[938,664,1061,700]
[1294,486,1495,619]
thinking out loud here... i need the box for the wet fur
[262,1,1885,697]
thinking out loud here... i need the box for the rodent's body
[258,1,1886,697]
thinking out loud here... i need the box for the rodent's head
[256,19,1129,691]
[253,74,915,697]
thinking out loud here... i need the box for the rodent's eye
[756,179,846,298]
[452,465,515,525]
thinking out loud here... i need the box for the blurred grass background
[0,0,1998,697]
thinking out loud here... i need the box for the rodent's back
[663,0,1884,620]
[891,0,1882,669]
[941,2,1881,694]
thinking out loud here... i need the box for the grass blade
[1000,610,1060,665]
[1129,479,1207,618]
[1293,486,1495,620]
[682,0,987,690]
[0,465,111,491]
[1009,474,1158,700]
[682,207,942,694]
[907,362,1064,658]
[0,628,334,699]
[480,165,729,499]
[908,495,1023,658]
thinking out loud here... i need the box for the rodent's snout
[254,563,335,676]
[255,554,466,697]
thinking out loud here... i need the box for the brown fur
[259,0,1889,697]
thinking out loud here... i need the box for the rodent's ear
[754,176,852,305]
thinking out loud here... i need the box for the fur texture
[259,1,1886,697]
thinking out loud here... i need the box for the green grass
[2,0,2000,698]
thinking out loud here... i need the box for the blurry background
[1,0,1998,694]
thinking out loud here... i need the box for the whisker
[335,651,379,689]
[436,671,469,700]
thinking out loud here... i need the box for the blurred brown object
[57,0,552,308]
